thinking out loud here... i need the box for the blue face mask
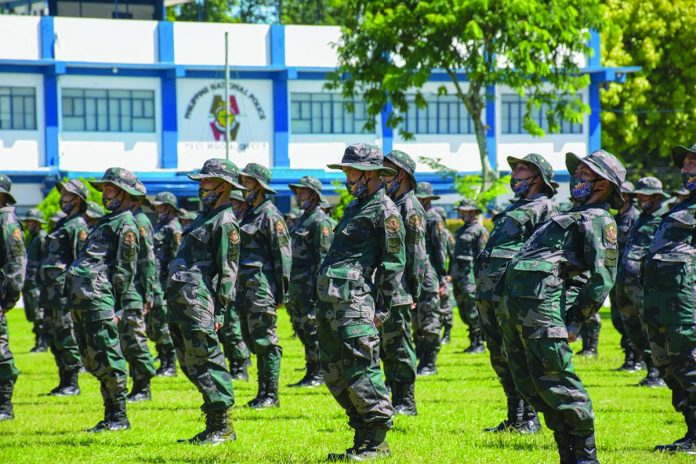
[103,192,122,211]
[60,199,76,214]
[384,177,400,196]
[346,172,369,199]
[682,173,696,192]
[301,199,314,210]
[199,184,221,210]
[510,175,538,197]
[570,176,595,203]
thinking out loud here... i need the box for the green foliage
[36,178,103,229]
[167,0,342,24]
[601,0,696,173]
[328,0,601,186]
[330,179,353,221]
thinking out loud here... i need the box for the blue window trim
[0,86,37,130]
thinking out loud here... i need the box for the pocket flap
[513,260,555,273]
[552,215,576,229]
[325,267,361,280]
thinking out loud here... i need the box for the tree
[328,0,601,189]
[600,0,696,177]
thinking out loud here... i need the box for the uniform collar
[568,201,610,212]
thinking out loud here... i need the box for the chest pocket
[341,217,372,241]
[188,226,211,261]
[507,260,557,300]
[648,255,692,288]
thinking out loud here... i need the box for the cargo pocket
[317,267,362,304]
[507,260,557,300]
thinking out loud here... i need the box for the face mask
[346,172,369,199]
[103,192,122,211]
[682,173,696,192]
[199,183,222,211]
[245,188,258,206]
[570,176,596,203]
[510,175,537,197]
[300,199,314,210]
[384,176,400,196]
[60,199,76,214]
[158,212,169,223]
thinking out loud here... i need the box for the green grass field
[0,306,691,463]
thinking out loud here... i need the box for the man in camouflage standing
[615,177,670,388]
[84,201,105,229]
[21,208,48,353]
[42,179,90,397]
[644,144,696,455]
[287,176,333,388]
[166,158,243,445]
[148,191,182,377]
[434,206,455,344]
[380,150,425,415]
[238,163,292,409]
[318,143,405,460]
[476,153,556,434]
[0,174,26,422]
[68,168,140,431]
[500,150,625,463]
[451,200,488,353]
[414,182,446,375]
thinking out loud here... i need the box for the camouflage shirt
[450,221,488,284]
[121,209,156,309]
[238,198,292,305]
[0,207,27,309]
[23,229,47,291]
[153,216,183,292]
[167,205,240,326]
[68,210,139,320]
[424,208,449,282]
[289,206,333,289]
[40,214,89,309]
[504,202,618,338]
[392,190,427,306]
[643,195,696,325]
[615,204,640,261]
[318,188,406,322]
[476,194,557,301]
[617,203,670,284]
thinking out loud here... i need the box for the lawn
[0,306,690,463]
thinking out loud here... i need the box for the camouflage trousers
[219,305,251,364]
[379,304,417,385]
[645,322,696,419]
[615,279,651,363]
[440,280,455,331]
[0,311,19,384]
[146,294,175,355]
[579,313,601,340]
[44,306,82,374]
[287,280,320,364]
[609,287,631,353]
[452,275,481,337]
[414,264,442,355]
[117,308,156,382]
[500,296,595,437]
[170,320,235,412]
[72,310,128,409]
[317,300,393,432]
[477,297,518,401]
[22,286,44,338]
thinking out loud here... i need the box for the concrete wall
[0,73,44,170]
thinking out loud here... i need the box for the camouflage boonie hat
[327,143,396,177]
[188,158,245,190]
[457,199,481,212]
[671,143,696,168]
[85,201,105,219]
[56,179,89,201]
[671,187,690,197]
[566,150,627,209]
[151,191,178,208]
[633,177,668,198]
[415,182,441,200]
[240,163,276,194]
[384,150,417,184]
[90,167,144,197]
[50,210,67,223]
[289,176,325,201]
[621,181,635,194]
[230,190,245,202]
[22,208,45,224]
[507,153,556,194]
[0,173,16,205]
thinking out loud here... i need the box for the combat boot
[30,332,48,353]
[327,429,367,461]
[638,364,665,388]
[515,403,542,434]
[554,431,575,464]
[416,350,437,376]
[654,414,696,454]
[484,397,523,432]
[392,382,417,416]
[289,362,324,388]
[245,378,267,408]
[577,335,598,357]
[348,427,390,461]
[156,351,177,377]
[464,332,485,354]
[127,377,152,402]
[56,370,80,397]
[0,380,15,422]
[616,349,635,371]
[441,326,452,345]
[48,369,68,396]
[229,358,249,382]
[107,399,131,431]
[572,433,599,463]
[249,380,280,409]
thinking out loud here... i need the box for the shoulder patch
[123,230,136,246]
[322,225,330,237]
[408,214,422,229]
[229,229,240,244]
[78,230,88,241]
[138,225,147,238]
[385,214,400,233]
[275,220,286,235]
[605,222,617,244]
[11,227,22,242]
[173,231,182,244]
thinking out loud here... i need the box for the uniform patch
[173,231,182,246]
[275,220,286,235]
[385,215,400,233]
[123,231,136,245]
[78,230,88,241]
[437,221,445,230]
[11,227,21,241]
[229,229,240,244]
[138,225,147,238]
[605,222,617,244]
[408,214,422,228]
[322,225,330,237]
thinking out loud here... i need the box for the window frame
[61,88,156,133]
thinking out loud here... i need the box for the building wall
[0,73,45,170]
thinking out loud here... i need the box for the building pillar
[158,21,178,169]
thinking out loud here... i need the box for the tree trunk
[470,107,496,192]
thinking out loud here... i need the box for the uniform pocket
[317,267,362,304]
[507,260,557,300]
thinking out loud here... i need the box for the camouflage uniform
[148,192,182,377]
[84,201,105,228]
[319,144,405,459]
[42,180,90,396]
[615,177,670,386]
[166,159,242,444]
[414,182,446,375]
[21,208,47,352]
[381,150,425,415]
[68,168,140,431]
[437,209,456,341]
[287,176,333,387]
[500,150,625,463]
[237,163,292,408]
[476,153,557,433]
[643,144,696,454]
[0,175,27,422]
[451,200,488,353]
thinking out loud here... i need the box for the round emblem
[408,214,422,228]
[385,215,400,233]
[322,225,330,237]
[229,229,240,244]
[138,225,147,237]
[11,227,21,241]
[605,223,618,244]
[78,230,88,241]
[123,231,136,245]
[275,221,286,235]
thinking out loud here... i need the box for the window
[0,86,37,130]
[290,93,373,134]
[402,95,473,135]
[62,88,155,132]
[501,94,583,135]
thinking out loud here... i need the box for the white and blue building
[0,15,637,211]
